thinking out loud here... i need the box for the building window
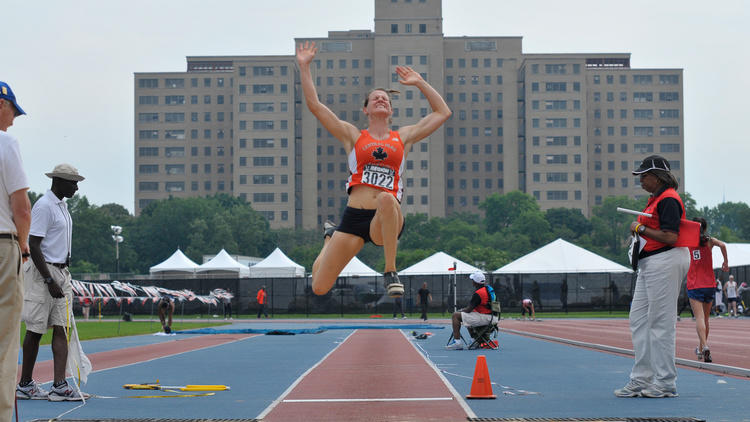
[633,143,654,154]
[391,24,398,33]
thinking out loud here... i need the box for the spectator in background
[256,285,268,318]
[392,296,405,319]
[222,290,232,320]
[531,280,542,311]
[81,297,91,320]
[714,279,724,315]
[560,279,568,313]
[158,296,175,333]
[417,282,432,321]
[723,275,739,317]
[0,81,31,417]
[521,298,535,320]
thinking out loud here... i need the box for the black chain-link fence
[76,264,750,318]
[72,272,638,317]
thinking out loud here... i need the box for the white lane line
[500,327,750,378]
[256,329,357,420]
[401,330,477,419]
[283,397,453,403]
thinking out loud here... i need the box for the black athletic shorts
[336,206,405,245]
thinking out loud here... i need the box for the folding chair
[465,301,501,350]
[446,301,501,350]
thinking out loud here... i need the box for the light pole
[111,225,123,276]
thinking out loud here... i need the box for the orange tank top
[346,130,405,201]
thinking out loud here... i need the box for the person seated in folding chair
[446,272,500,350]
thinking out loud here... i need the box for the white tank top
[726,281,737,298]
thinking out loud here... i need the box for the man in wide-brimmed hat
[18,164,89,401]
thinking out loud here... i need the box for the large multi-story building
[134,0,684,229]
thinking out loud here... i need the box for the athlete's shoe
[16,380,48,400]
[445,338,464,350]
[640,387,678,398]
[47,381,89,402]
[614,381,644,398]
[323,220,337,239]
[383,271,404,298]
[702,346,712,363]
[695,346,702,360]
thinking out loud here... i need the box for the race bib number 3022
[362,164,395,190]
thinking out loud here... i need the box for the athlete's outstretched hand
[396,66,424,86]
[296,41,318,67]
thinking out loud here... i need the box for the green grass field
[21,321,230,346]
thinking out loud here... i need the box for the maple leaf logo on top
[372,147,388,161]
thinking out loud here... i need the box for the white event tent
[398,251,482,275]
[713,243,750,269]
[494,238,632,274]
[249,248,305,278]
[339,256,379,277]
[196,249,250,278]
[149,249,199,275]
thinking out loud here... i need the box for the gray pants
[628,247,690,391]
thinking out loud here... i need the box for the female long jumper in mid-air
[296,41,452,298]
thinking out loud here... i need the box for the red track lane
[17,334,255,383]
[264,330,467,422]
[500,318,750,371]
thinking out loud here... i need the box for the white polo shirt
[29,189,72,263]
[0,130,29,233]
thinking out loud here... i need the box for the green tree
[480,191,539,233]
[511,210,552,247]
[545,207,592,240]
[590,195,647,261]
[680,192,700,220]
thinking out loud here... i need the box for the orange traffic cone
[466,355,496,399]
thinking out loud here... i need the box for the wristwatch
[43,277,54,285]
[638,225,646,234]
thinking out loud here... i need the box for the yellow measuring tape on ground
[121,381,229,398]
[124,383,230,392]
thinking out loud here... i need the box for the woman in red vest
[686,217,728,363]
[615,155,690,399]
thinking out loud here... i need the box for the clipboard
[617,207,699,248]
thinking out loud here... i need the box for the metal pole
[149,299,154,332]
[117,298,122,335]
[115,240,120,276]
[306,274,310,318]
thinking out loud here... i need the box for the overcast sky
[4,0,748,213]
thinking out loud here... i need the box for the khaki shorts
[21,261,73,334]
[461,311,497,328]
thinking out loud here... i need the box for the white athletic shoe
[445,338,464,350]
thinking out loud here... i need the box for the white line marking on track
[401,330,476,419]
[283,397,453,403]
[256,329,357,420]
[39,334,261,383]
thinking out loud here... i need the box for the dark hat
[0,81,25,116]
[632,155,671,175]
